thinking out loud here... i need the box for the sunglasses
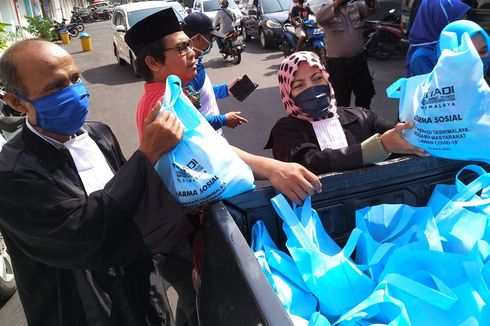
[163,39,193,56]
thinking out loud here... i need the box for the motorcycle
[221,30,244,65]
[71,9,94,24]
[91,8,112,21]
[52,18,82,39]
[279,18,326,64]
[363,8,408,60]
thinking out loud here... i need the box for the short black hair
[135,37,167,82]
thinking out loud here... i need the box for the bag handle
[161,75,201,130]
[386,78,406,99]
[383,272,457,310]
[251,220,278,252]
[333,282,409,325]
[455,164,489,191]
[271,194,317,251]
[437,173,490,220]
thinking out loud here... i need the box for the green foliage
[25,16,54,41]
[0,22,13,50]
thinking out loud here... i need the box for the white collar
[26,119,85,149]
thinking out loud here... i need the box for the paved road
[0,20,406,325]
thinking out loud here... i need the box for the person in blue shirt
[405,0,470,77]
[182,12,247,133]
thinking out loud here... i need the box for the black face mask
[292,85,332,120]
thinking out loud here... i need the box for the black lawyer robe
[0,121,194,326]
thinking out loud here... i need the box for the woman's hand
[379,121,429,157]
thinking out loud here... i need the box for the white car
[112,1,187,76]
[192,0,243,28]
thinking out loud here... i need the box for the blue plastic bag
[386,33,490,162]
[271,194,375,319]
[428,165,490,254]
[251,220,319,323]
[379,250,490,325]
[334,281,411,326]
[155,75,255,207]
[355,204,442,282]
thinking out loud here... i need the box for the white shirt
[310,115,348,150]
[26,120,115,195]
[199,73,223,134]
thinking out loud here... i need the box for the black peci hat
[182,12,225,39]
[125,8,182,56]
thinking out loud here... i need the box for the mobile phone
[229,75,259,102]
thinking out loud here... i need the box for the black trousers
[326,52,376,110]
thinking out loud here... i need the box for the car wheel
[0,232,16,301]
[114,44,126,66]
[130,53,140,77]
[242,25,251,42]
[259,29,271,49]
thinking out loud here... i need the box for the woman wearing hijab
[265,51,427,175]
[438,20,490,77]
[406,0,470,77]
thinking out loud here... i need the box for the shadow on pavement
[82,64,141,85]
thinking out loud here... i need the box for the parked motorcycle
[52,18,82,39]
[71,9,94,24]
[363,8,408,60]
[91,9,112,21]
[221,30,244,64]
[279,18,326,64]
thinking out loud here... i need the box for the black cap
[125,8,182,56]
[182,12,225,39]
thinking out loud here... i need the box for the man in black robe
[0,38,193,325]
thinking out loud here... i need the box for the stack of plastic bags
[251,164,490,325]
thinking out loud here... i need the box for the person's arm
[379,121,428,157]
[213,83,229,99]
[205,114,227,130]
[307,5,315,16]
[315,0,340,25]
[213,13,220,29]
[232,146,322,204]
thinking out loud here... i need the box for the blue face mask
[482,56,490,75]
[292,85,332,120]
[18,82,89,136]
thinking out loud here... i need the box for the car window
[203,0,221,11]
[261,0,289,13]
[127,7,183,27]
[202,0,238,11]
[114,11,125,27]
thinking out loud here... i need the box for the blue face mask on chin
[194,34,213,58]
[292,85,332,120]
[17,82,89,136]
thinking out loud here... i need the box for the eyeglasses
[163,39,193,56]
